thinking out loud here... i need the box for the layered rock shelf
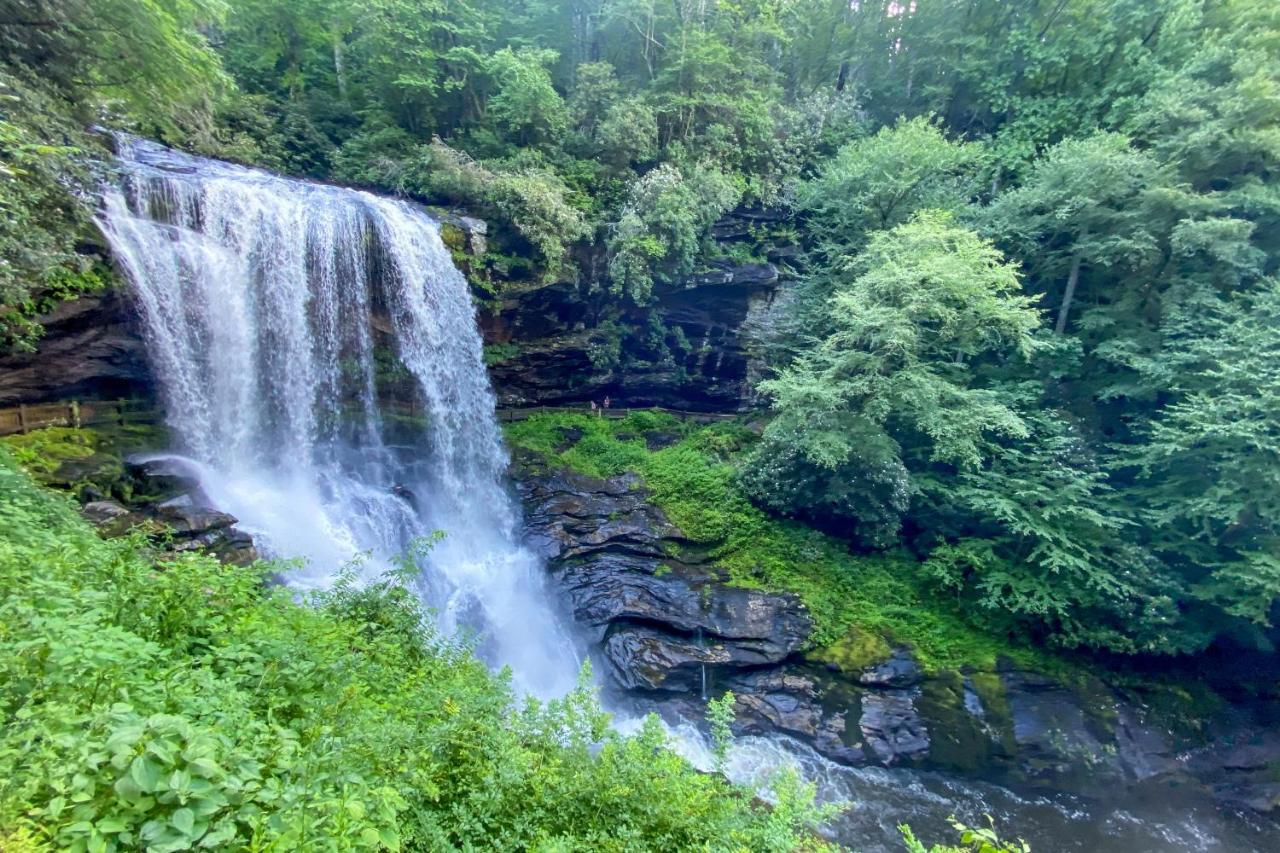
[512,452,1280,814]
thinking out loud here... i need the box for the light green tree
[798,117,983,253]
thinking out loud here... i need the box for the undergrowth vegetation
[0,451,835,851]
[504,411,1051,673]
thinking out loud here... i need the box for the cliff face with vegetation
[504,411,1280,812]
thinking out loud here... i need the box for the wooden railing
[494,405,739,423]
[0,399,738,437]
[0,399,158,436]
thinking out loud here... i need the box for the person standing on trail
[603,396,611,412]
[590,400,598,416]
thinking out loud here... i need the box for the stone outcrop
[0,290,151,405]
[479,207,794,412]
[517,460,811,694]
[512,455,1280,813]
[481,262,783,411]
[74,456,259,565]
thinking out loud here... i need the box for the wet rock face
[514,459,1280,813]
[516,461,810,693]
[0,291,152,405]
[481,265,783,412]
[77,458,259,566]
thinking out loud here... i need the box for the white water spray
[96,137,580,698]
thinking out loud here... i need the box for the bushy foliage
[390,139,589,279]
[737,418,910,549]
[0,0,227,352]
[900,816,1030,853]
[752,212,1040,494]
[607,163,742,302]
[1127,282,1280,633]
[799,118,983,253]
[0,75,110,349]
[0,453,836,851]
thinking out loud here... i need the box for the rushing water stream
[95,139,1275,852]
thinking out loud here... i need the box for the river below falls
[655,725,1278,851]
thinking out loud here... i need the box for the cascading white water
[96,137,581,698]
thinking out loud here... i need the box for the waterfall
[95,137,580,698]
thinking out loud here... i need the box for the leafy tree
[0,0,228,135]
[1127,282,1280,636]
[746,212,1040,545]
[0,0,227,351]
[485,47,569,146]
[798,117,983,253]
[918,407,1191,654]
[607,162,741,302]
[981,133,1173,334]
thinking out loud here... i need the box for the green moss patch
[819,627,893,674]
[1,423,167,500]
[0,426,97,478]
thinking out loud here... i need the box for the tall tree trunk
[332,27,347,99]
[1056,251,1083,334]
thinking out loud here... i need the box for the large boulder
[518,462,811,694]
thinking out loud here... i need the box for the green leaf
[171,807,195,835]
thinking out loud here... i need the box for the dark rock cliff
[3,210,786,414]
[480,259,783,412]
[0,290,151,405]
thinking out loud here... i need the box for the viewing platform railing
[0,400,740,437]
[0,399,158,437]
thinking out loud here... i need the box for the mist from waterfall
[95,136,581,698]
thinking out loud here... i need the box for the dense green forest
[4,0,1276,659]
[1,0,1279,847]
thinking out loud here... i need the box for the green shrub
[0,451,835,851]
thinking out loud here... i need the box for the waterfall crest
[96,136,580,697]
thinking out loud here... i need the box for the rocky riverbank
[512,447,1280,814]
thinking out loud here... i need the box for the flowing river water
[95,138,1275,852]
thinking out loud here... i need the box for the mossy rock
[1,424,167,502]
[440,222,467,253]
[917,671,984,770]
[970,671,1016,754]
[1,427,97,479]
[812,625,893,672]
[815,678,865,751]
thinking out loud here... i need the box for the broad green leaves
[0,454,833,850]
